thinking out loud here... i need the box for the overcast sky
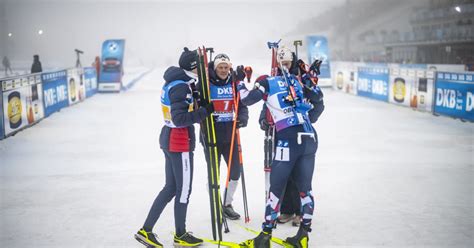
[1,0,346,68]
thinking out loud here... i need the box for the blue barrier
[357,66,390,102]
[84,67,98,98]
[0,66,152,137]
[434,72,474,122]
[0,65,147,139]
[42,70,69,117]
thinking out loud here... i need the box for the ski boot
[292,215,301,227]
[240,231,271,248]
[285,225,311,248]
[174,232,203,246]
[135,228,163,247]
[223,204,241,220]
[277,214,294,224]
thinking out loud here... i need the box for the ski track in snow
[1,66,473,248]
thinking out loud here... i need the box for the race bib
[212,99,234,122]
[274,140,290,162]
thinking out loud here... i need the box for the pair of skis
[197,47,225,243]
[205,224,294,248]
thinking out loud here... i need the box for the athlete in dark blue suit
[135,48,214,248]
[239,47,324,248]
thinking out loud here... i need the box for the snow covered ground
[1,67,473,247]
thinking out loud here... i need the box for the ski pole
[222,68,250,223]
[267,39,281,76]
[222,68,240,211]
[235,128,250,223]
[206,47,214,61]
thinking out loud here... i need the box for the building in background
[290,0,474,65]
[389,0,474,64]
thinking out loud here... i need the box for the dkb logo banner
[357,66,389,102]
[434,72,474,122]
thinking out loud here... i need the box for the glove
[192,90,200,103]
[237,118,247,128]
[304,85,323,103]
[310,59,322,76]
[259,117,270,131]
[189,83,201,105]
[236,81,247,91]
[302,73,318,88]
[297,59,307,73]
[232,65,246,82]
[204,102,214,116]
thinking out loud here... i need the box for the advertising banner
[413,70,435,112]
[389,68,417,107]
[1,74,44,136]
[332,61,361,95]
[427,64,466,72]
[434,72,474,121]
[357,66,389,102]
[332,61,345,91]
[67,68,86,105]
[306,35,331,87]
[84,67,98,98]
[98,39,125,92]
[42,70,69,117]
[0,91,4,139]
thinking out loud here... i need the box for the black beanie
[179,47,198,71]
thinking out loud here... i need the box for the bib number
[213,99,234,122]
[274,140,290,162]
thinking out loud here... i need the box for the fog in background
[3,0,471,71]
[0,0,344,69]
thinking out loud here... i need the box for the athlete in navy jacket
[135,48,214,248]
[258,52,324,228]
[196,53,249,220]
[240,47,324,248]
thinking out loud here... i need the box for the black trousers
[143,150,193,236]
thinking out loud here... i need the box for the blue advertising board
[83,67,98,98]
[42,70,69,117]
[434,72,474,121]
[357,66,390,102]
[306,36,331,81]
[99,39,125,92]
